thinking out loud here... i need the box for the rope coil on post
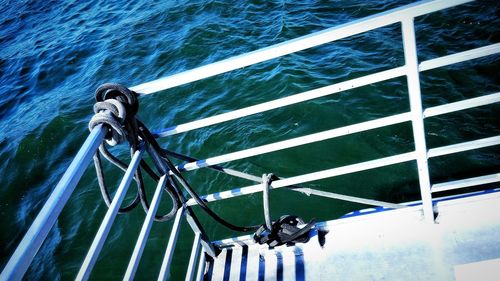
[89,83,181,220]
[88,83,261,230]
[85,82,326,258]
[89,83,138,146]
[85,84,348,251]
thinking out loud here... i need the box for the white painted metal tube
[131,0,472,95]
[419,43,500,71]
[0,125,106,281]
[291,188,406,209]
[123,175,168,281]
[431,173,500,193]
[154,43,498,138]
[177,112,412,172]
[194,251,206,281]
[158,207,185,281]
[423,92,500,118]
[402,17,434,222]
[185,233,201,281]
[76,147,145,281]
[173,91,498,174]
[154,67,405,137]
[186,152,417,206]
[427,136,500,158]
[186,134,495,205]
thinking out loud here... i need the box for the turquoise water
[1,1,499,280]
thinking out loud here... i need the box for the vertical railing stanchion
[185,233,202,281]
[401,17,434,223]
[195,251,207,281]
[76,146,145,281]
[158,207,185,281]
[0,125,106,281]
[124,175,169,281]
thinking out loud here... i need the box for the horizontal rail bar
[0,125,106,281]
[187,136,500,206]
[158,207,185,281]
[76,147,145,281]
[419,43,500,71]
[124,175,168,281]
[177,112,412,172]
[427,135,500,158]
[185,233,201,281]
[186,151,417,206]
[431,173,500,193]
[171,149,407,208]
[291,188,406,209]
[175,90,499,174]
[423,92,500,118]
[185,135,499,206]
[261,152,413,188]
[153,67,405,137]
[131,0,472,95]
[153,43,499,138]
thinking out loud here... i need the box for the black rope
[98,144,162,183]
[137,119,260,232]
[89,83,179,222]
[93,152,140,213]
[89,83,277,231]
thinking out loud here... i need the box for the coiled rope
[89,83,179,221]
[89,83,259,231]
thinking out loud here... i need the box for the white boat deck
[206,190,500,280]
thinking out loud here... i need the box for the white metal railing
[0,124,106,281]
[151,43,500,138]
[124,175,169,280]
[158,208,185,281]
[77,147,145,281]
[431,173,500,193]
[170,92,500,174]
[185,134,500,206]
[130,0,473,95]
[2,0,499,280]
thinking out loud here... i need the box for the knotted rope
[89,83,180,221]
[88,83,260,230]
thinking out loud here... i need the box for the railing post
[76,146,145,281]
[185,233,201,281]
[145,143,217,258]
[158,207,185,281]
[0,125,106,281]
[195,251,206,281]
[184,209,217,258]
[401,18,434,223]
[124,175,169,281]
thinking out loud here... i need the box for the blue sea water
[0,0,499,280]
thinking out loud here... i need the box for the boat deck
[205,190,500,280]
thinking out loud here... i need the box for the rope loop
[262,173,276,230]
[89,111,126,146]
[95,83,138,115]
[89,83,138,146]
[89,83,267,230]
[93,99,126,123]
